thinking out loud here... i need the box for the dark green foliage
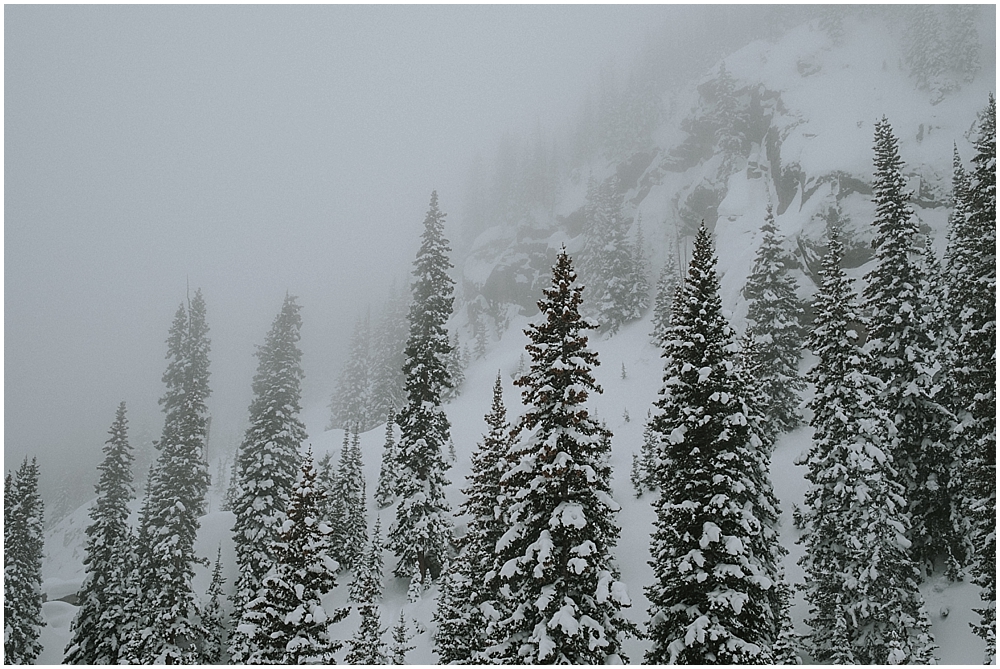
[644,225,785,664]
[650,247,681,346]
[229,294,307,659]
[862,118,961,575]
[65,402,135,664]
[489,248,633,664]
[742,205,805,434]
[4,457,45,665]
[390,191,455,583]
[800,229,936,664]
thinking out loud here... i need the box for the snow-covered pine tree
[65,402,135,664]
[237,450,346,664]
[627,213,652,321]
[443,331,468,401]
[862,117,960,575]
[949,95,996,660]
[799,228,936,664]
[390,611,414,665]
[389,191,455,583]
[118,466,156,664]
[433,372,511,663]
[329,310,374,432]
[4,457,45,665]
[644,224,785,664]
[201,546,227,664]
[346,518,389,665]
[742,204,805,433]
[650,247,681,346]
[228,294,307,660]
[488,247,633,664]
[332,426,367,571]
[132,288,213,664]
[375,411,399,508]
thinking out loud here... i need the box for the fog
[6,5,678,505]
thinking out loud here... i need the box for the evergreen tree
[862,118,960,575]
[229,294,307,659]
[950,96,996,660]
[329,310,374,432]
[389,611,414,665]
[237,451,346,664]
[346,518,389,664]
[650,247,681,346]
[331,426,367,571]
[65,402,135,664]
[799,229,936,664]
[389,191,455,583]
[489,248,633,664]
[4,457,45,665]
[201,546,227,664]
[137,289,213,663]
[742,204,805,433]
[433,372,511,663]
[644,224,786,664]
[375,411,399,508]
[118,466,156,664]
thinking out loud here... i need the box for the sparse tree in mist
[228,294,307,661]
[650,244,681,346]
[741,204,805,435]
[64,402,135,665]
[329,426,367,572]
[329,310,375,432]
[389,191,456,585]
[369,284,411,429]
[862,118,960,576]
[488,248,634,664]
[799,229,936,664]
[4,457,45,665]
[201,547,228,664]
[375,411,399,508]
[644,225,785,664]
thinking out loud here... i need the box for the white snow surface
[38,13,993,665]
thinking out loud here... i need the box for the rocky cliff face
[458,8,994,335]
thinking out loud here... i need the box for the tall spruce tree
[433,372,511,663]
[389,191,455,583]
[346,518,389,664]
[133,288,213,664]
[862,118,960,575]
[488,248,633,664]
[799,229,936,664]
[4,457,45,665]
[644,224,786,664]
[237,451,346,664]
[741,204,805,433]
[65,402,135,664]
[949,96,996,660]
[369,282,411,425]
[228,294,308,660]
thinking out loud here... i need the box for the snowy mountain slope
[37,11,992,665]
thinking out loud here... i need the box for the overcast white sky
[5,5,675,489]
